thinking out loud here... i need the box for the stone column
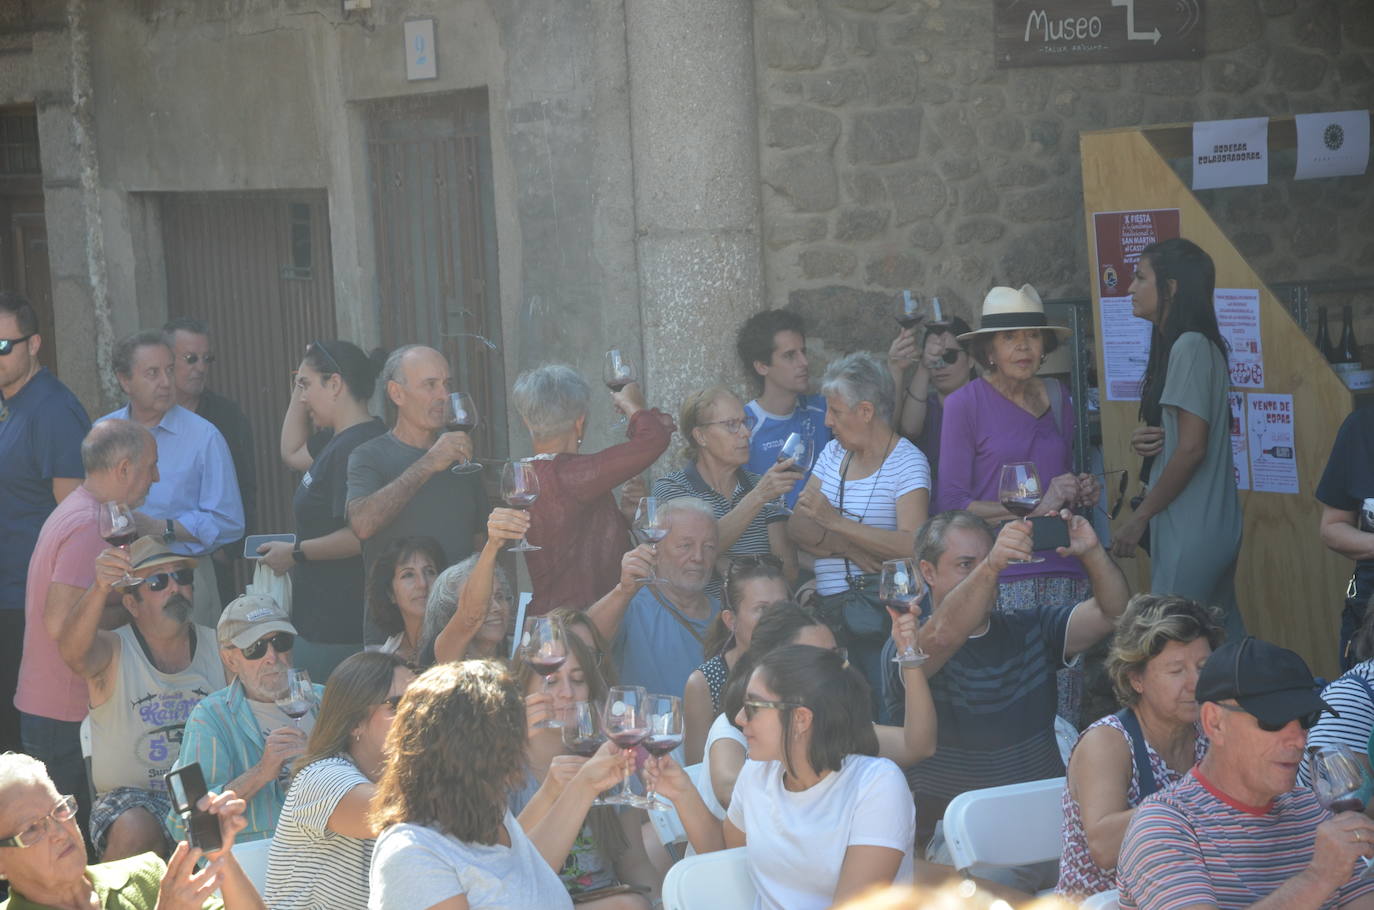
[624,0,765,415]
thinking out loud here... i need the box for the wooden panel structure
[1080,123,1354,678]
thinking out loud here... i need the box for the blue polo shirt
[744,394,830,507]
[0,368,89,611]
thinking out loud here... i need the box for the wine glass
[633,497,667,585]
[444,392,483,474]
[894,292,925,332]
[642,694,684,811]
[880,558,929,666]
[773,433,813,516]
[1310,745,1374,878]
[523,617,568,728]
[98,502,142,587]
[562,702,612,806]
[276,669,315,728]
[998,462,1045,565]
[601,685,649,807]
[500,461,541,552]
[603,349,638,427]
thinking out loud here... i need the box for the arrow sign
[1111,0,1162,43]
[994,0,1204,69]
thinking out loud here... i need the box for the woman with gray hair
[789,351,931,721]
[511,363,672,615]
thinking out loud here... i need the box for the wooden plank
[1080,127,1353,678]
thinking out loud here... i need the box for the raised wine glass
[998,462,1045,564]
[444,392,483,474]
[772,432,813,516]
[603,349,638,428]
[894,291,925,332]
[98,501,142,587]
[633,497,667,585]
[276,669,314,728]
[880,557,929,666]
[642,694,684,811]
[523,616,568,729]
[500,460,541,552]
[1310,744,1374,878]
[601,685,650,807]
[562,702,613,807]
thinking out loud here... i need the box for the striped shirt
[1298,660,1374,787]
[267,756,374,910]
[811,437,931,596]
[1119,768,1374,910]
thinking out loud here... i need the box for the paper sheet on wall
[1193,117,1269,190]
[1092,209,1180,401]
[1228,391,1250,492]
[1296,110,1370,180]
[1100,295,1153,400]
[1214,288,1264,388]
[1247,393,1298,494]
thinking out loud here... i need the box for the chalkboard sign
[994,0,1204,69]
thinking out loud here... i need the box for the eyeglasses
[180,352,215,366]
[700,418,751,435]
[308,340,341,376]
[0,335,33,356]
[742,699,802,721]
[144,568,195,592]
[381,694,403,711]
[1216,702,1321,733]
[0,795,77,848]
[240,631,295,661]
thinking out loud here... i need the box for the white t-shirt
[698,712,747,820]
[368,811,572,910]
[726,755,915,910]
[268,756,373,910]
[811,438,930,595]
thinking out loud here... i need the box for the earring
[1040,353,1047,364]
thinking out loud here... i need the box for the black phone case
[165,764,223,853]
[1028,515,1070,552]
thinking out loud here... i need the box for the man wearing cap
[168,594,320,843]
[57,536,225,861]
[1119,636,1374,910]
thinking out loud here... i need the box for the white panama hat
[957,284,1073,341]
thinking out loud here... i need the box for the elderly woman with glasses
[789,352,931,721]
[651,386,802,594]
[511,364,673,616]
[0,752,264,910]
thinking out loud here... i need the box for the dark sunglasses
[0,335,33,356]
[308,340,341,376]
[1216,702,1321,732]
[145,568,195,592]
[934,349,961,365]
[240,631,295,661]
[181,352,215,366]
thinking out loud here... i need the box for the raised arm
[874,611,937,765]
[432,509,529,663]
[585,545,654,645]
[55,547,126,692]
[555,396,673,503]
[1062,512,1130,658]
[524,744,634,871]
[279,389,314,472]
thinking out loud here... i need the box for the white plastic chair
[79,715,97,806]
[230,836,273,894]
[941,777,1066,873]
[1081,889,1120,909]
[661,846,754,910]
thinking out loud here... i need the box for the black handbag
[815,453,891,646]
[1131,451,1155,556]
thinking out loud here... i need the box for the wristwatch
[163,519,175,544]
[292,540,309,564]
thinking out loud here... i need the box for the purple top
[936,377,1085,581]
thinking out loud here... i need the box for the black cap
[1194,636,1336,728]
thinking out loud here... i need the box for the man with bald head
[346,344,488,646]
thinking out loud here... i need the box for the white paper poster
[1213,288,1264,388]
[1193,117,1269,190]
[1100,295,1154,401]
[1228,391,1249,492]
[404,19,438,81]
[1247,393,1298,494]
[1296,110,1370,180]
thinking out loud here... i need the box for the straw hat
[120,536,197,588]
[957,284,1073,341]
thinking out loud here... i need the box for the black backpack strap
[1117,707,1160,800]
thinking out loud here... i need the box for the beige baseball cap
[217,594,297,650]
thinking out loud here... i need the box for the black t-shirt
[1316,407,1374,602]
[291,418,386,642]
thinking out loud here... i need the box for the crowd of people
[4,235,1374,910]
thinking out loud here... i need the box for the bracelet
[905,387,927,402]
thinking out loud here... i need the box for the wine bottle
[1316,307,1336,362]
[1334,305,1361,378]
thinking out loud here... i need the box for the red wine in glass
[1001,497,1039,517]
[606,379,630,393]
[446,421,476,434]
[1330,795,1367,814]
[566,737,605,758]
[98,502,142,586]
[609,729,648,750]
[644,735,683,757]
[506,492,538,511]
[527,655,567,678]
[280,701,311,721]
[103,530,138,549]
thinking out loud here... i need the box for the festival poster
[1228,391,1250,492]
[1092,209,1180,401]
[1247,393,1298,494]
[1213,288,1263,388]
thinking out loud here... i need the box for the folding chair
[941,777,1066,874]
[661,846,754,910]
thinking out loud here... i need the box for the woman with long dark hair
[1111,238,1243,637]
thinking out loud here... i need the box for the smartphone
[1028,515,1070,552]
[243,533,296,560]
[164,763,222,852]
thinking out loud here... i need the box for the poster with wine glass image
[1246,392,1298,494]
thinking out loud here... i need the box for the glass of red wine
[562,701,613,806]
[601,685,649,807]
[1310,744,1374,878]
[98,501,142,587]
[500,460,541,552]
[276,669,314,728]
[524,617,568,729]
[879,557,929,666]
[642,694,684,811]
[603,349,637,428]
[894,291,925,332]
[444,392,483,475]
[998,462,1046,564]
[633,497,667,585]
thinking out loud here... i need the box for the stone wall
[753,0,1374,365]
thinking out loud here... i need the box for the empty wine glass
[633,497,667,585]
[601,685,649,807]
[562,702,612,806]
[998,462,1045,565]
[276,669,314,728]
[98,502,142,587]
[880,558,929,666]
[773,432,813,516]
[500,460,541,552]
[603,350,637,428]
[523,617,568,728]
[444,392,483,474]
[642,694,684,811]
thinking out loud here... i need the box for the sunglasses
[741,698,802,721]
[381,694,403,711]
[1216,702,1321,732]
[0,335,33,356]
[0,795,77,849]
[180,352,216,366]
[930,349,962,365]
[145,568,195,592]
[240,631,295,661]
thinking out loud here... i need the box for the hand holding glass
[444,393,483,474]
[601,686,649,807]
[562,702,613,806]
[524,617,568,728]
[880,557,928,666]
[276,669,314,727]
[633,497,667,584]
[603,350,637,427]
[98,502,142,587]
[998,462,1045,564]
[501,461,541,552]
[641,694,684,810]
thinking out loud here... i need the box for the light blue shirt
[98,404,244,554]
[744,394,831,508]
[613,586,719,701]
